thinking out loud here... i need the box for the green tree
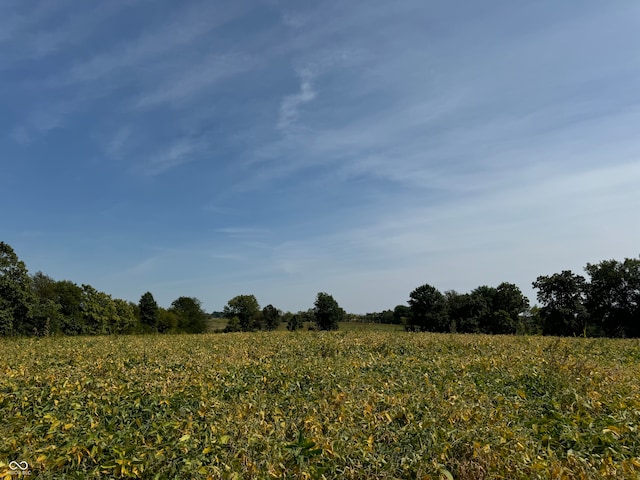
[408,284,448,332]
[533,270,588,336]
[393,305,410,326]
[284,312,304,331]
[490,282,530,334]
[469,285,525,335]
[262,304,281,331]
[518,305,543,335]
[224,316,242,333]
[584,258,640,337]
[139,291,159,333]
[364,310,395,324]
[157,307,178,333]
[378,309,395,324]
[81,284,117,335]
[469,285,497,334]
[31,271,56,300]
[445,291,483,334]
[113,299,138,334]
[313,292,344,331]
[0,242,35,335]
[171,296,207,333]
[223,295,260,331]
[31,271,63,335]
[52,280,85,335]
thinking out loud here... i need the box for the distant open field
[205,319,405,333]
[1,332,639,479]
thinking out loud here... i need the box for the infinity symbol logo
[9,461,29,471]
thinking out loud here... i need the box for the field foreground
[1,332,639,479]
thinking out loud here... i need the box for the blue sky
[2,0,639,314]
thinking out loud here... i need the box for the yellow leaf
[179,434,190,442]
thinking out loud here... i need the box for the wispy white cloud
[216,227,268,236]
[49,3,248,87]
[123,257,157,277]
[136,54,257,109]
[277,69,317,132]
[137,137,208,176]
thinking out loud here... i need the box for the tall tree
[0,242,35,335]
[313,292,344,331]
[31,271,62,335]
[489,282,530,334]
[223,295,260,331]
[139,291,159,332]
[113,299,138,334]
[532,270,588,336]
[157,307,178,334]
[445,291,483,334]
[284,312,304,331]
[53,280,85,335]
[584,258,640,337]
[408,284,448,332]
[81,284,117,335]
[262,304,281,331]
[469,285,497,333]
[171,296,207,334]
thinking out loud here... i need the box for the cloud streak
[136,54,258,109]
[277,69,317,132]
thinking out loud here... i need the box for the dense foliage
[138,292,159,333]
[223,295,262,332]
[0,243,208,336]
[400,261,639,338]
[1,241,638,338]
[0,242,35,335]
[533,258,640,337]
[313,293,345,331]
[1,332,639,478]
[404,282,531,334]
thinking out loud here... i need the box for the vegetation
[223,295,261,332]
[313,293,345,331]
[1,332,639,478]
[1,241,639,338]
[138,292,159,333]
[533,258,640,337]
[262,305,281,332]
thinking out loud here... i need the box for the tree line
[363,257,638,337]
[1,241,209,335]
[0,242,345,336]
[1,241,638,337]
[219,291,344,333]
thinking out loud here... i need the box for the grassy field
[1,332,639,479]
[205,319,405,333]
